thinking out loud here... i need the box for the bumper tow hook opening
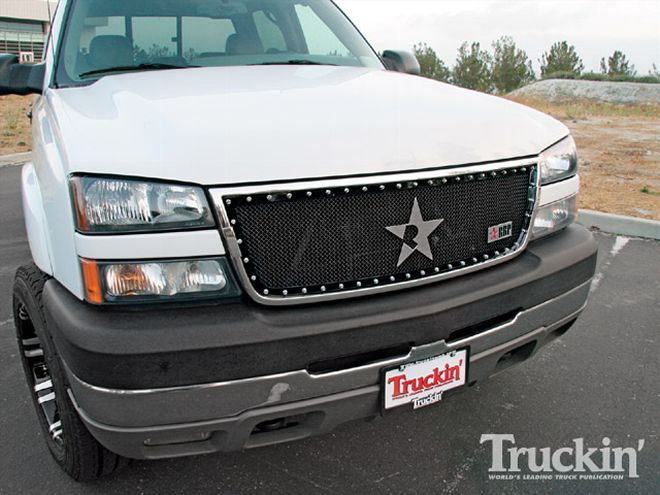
[254,418,292,433]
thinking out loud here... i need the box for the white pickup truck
[1,0,597,481]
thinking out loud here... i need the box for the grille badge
[386,198,444,267]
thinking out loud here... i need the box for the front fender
[21,162,53,274]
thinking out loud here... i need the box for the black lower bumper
[45,225,598,390]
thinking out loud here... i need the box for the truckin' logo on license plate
[488,221,513,244]
[384,349,467,410]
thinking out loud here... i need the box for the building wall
[0,0,58,61]
[0,0,58,23]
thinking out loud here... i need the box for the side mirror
[0,54,46,96]
[382,50,421,76]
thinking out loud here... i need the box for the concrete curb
[578,209,660,240]
[0,152,31,168]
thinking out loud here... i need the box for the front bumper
[44,225,598,459]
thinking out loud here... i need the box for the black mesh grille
[224,166,536,297]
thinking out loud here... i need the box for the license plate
[383,349,468,411]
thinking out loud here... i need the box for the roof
[0,0,58,23]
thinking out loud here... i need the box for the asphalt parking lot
[0,163,658,494]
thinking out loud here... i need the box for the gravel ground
[509,79,660,105]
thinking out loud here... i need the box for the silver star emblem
[386,198,444,267]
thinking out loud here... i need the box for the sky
[335,0,660,74]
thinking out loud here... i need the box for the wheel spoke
[34,380,53,393]
[16,303,66,447]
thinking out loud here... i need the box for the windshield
[56,0,383,85]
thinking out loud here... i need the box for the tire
[12,263,129,481]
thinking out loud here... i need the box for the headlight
[80,258,241,304]
[531,195,578,240]
[70,176,215,233]
[539,136,578,185]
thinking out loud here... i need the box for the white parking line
[590,236,630,294]
[0,318,13,327]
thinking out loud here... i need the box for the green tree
[452,41,492,93]
[490,36,535,94]
[540,41,584,77]
[600,50,636,76]
[413,42,451,82]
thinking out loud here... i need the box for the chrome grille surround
[211,158,540,306]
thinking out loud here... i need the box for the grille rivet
[491,171,497,177]
[479,173,486,179]
[246,196,252,203]
[406,273,412,279]
[379,185,385,191]
[339,283,345,290]
[442,178,448,184]
[230,219,236,225]
[483,254,490,260]
[362,186,368,192]
[521,167,527,172]
[344,188,350,194]
[325,189,332,196]
[225,199,232,205]
[356,281,362,288]
[505,247,511,253]
[468,175,474,180]
[412,182,418,187]
[250,275,256,281]
[460,261,466,267]
[282,290,288,296]
[502,170,507,175]
[307,191,313,197]
[390,276,396,282]
[286,193,293,199]
[396,183,402,189]
[243,257,250,264]
[435,267,440,273]
[472,257,478,263]
[374,279,379,285]
[455,177,461,182]
[267,194,273,201]
[237,239,243,245]
[264,289,269,295]
[428,180,434,186]
[512,169,517,173]
[448,264,453,270]
[321,286,327,292]
[302,288,308,294]
[495,251,500,256]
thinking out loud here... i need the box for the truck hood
[50,66,568,185]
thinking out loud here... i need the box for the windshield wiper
[79,63,197,79]
[250,60,336,66]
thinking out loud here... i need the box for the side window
[182,17,236,60]
[294,5,351,57]
[132,17,177,61]
[253,11,287,52]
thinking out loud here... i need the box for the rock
[509,79,660,105]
